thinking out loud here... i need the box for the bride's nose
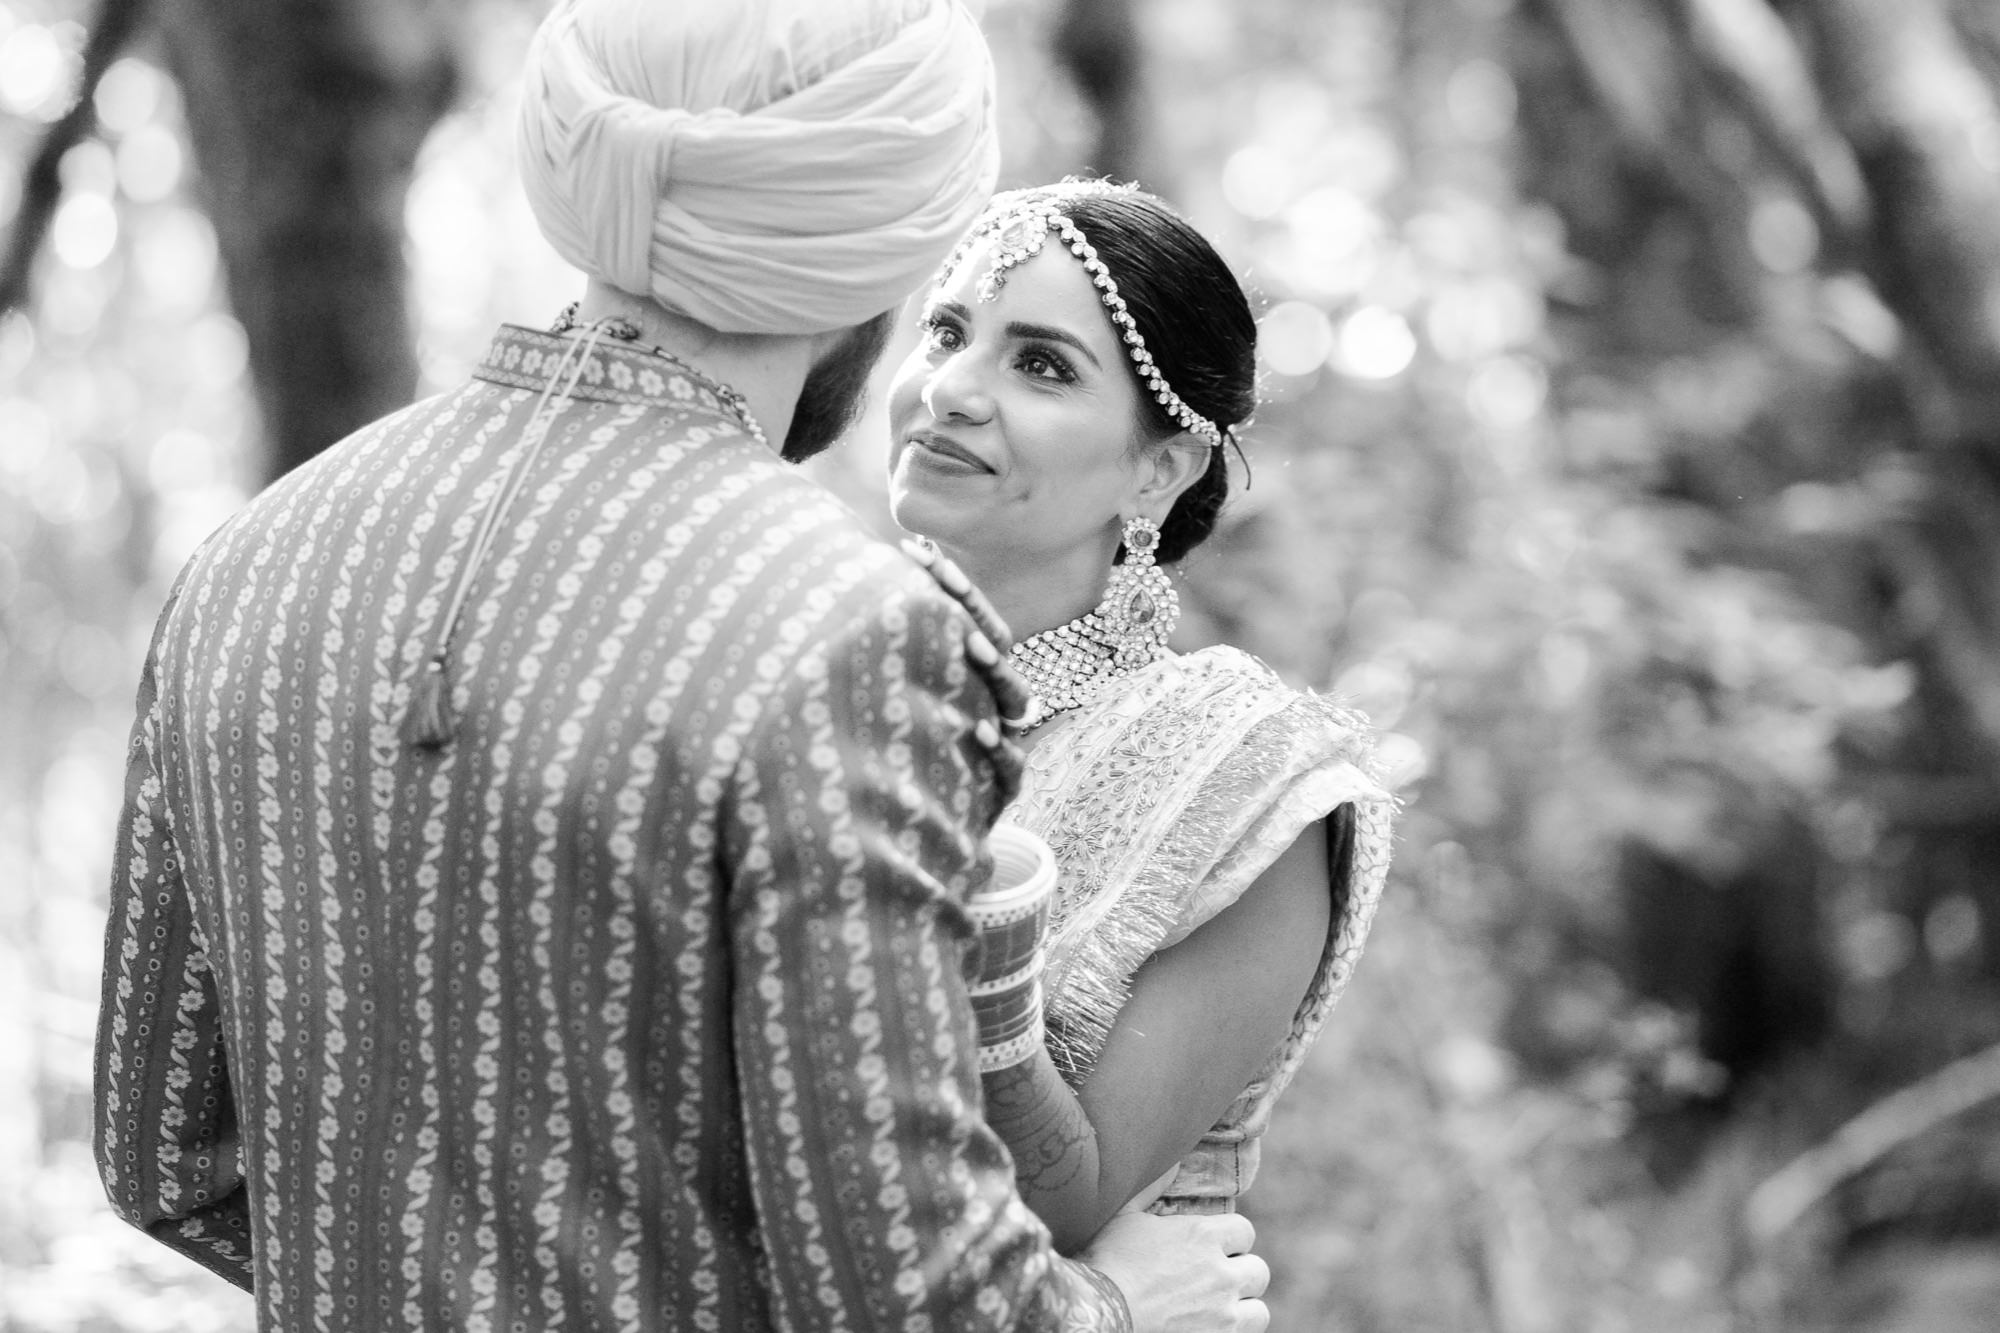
[921,350,994,424]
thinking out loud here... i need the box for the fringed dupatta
[1001,645,1395,1209]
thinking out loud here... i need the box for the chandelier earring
[1095,515,1178,670]
[1006,516,1178,729]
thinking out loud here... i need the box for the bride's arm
[983,817,1333,1253]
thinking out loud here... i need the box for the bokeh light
[147,428,251,577]
[1331,658,1414,730]
[1428,1031,1512,1103]
[1258,299,1335,377]
[1444,58,1517,142]
[1818,271,1901,358]
[92,55,165,133]
[1221,143,1294,221]
[186,313,250,389]
[1253,77,1335,158]
[1923,893,1982,966]
[1466,354,1547,429]
[0,308,33,376]
[38,263,110,340]
[58,137,115,194]
[1372,731,1431,790]
[1749,192,1818,274]
[404,93,590,390]
[50,192,118,270]
[406,164,496,300]
[27,441,107,526]
[147,427,222,492]
[0,395,54,484]
[1841,910,1916,983]
[1333,305,1417,380]
[132,206,218,312]
[56,621,124,700]
[1283,186,1383,298]
[1321,121,1403,201]
[1426,276,1542,362]
[0,21,68,118]
[117,124,183,202]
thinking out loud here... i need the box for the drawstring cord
[403,322,617,751]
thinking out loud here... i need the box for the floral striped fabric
[95,325,1129,1332]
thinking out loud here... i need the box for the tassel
[404,653,455,751]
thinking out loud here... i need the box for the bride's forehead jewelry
[936,183,1225,449]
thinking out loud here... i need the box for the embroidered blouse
[1002,645,1394,1212]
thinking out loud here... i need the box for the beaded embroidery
[1003,645,1395,1199]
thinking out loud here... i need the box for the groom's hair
[780,311,898,464]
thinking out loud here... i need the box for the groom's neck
[573,280,821,455]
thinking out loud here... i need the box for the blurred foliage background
[6,0,2000,1328]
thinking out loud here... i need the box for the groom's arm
[721,579,1134,1332]
[94,643,254,1289]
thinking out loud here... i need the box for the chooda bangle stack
[967,825,1058,1073]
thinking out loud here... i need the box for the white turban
[516,0,999,335]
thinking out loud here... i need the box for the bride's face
[885,240,1149,573]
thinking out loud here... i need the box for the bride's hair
[1059,186,1257,565]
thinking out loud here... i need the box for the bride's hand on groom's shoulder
[1079,1210,1271,1333]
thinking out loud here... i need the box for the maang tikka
[1096,515,1177,669]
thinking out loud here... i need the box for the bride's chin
[887,486,959,548]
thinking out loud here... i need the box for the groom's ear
[1134,434,1212,520]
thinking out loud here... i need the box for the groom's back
[117,335,955,1329]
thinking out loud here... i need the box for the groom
[93,1,1271,1330]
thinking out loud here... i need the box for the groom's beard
[781,310,897,464]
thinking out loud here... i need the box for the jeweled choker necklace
[551,302,768,450]
[1008,611,1162,728]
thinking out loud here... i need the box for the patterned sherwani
[95,326,1128,1331]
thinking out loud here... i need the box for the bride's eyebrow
[1004,320,1102,370]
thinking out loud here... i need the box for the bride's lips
[907,430,994,474]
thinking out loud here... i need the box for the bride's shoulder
[1152,644,1384,756]
[1163,646,1373,729]
[1167,643,1280,689]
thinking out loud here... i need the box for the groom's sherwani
[95,326,1126,1331]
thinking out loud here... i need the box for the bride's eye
[918,312,966,353]
[1016,346,1076,384]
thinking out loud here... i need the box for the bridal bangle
[970,953,1045,1073]
[969,825,1058,1073]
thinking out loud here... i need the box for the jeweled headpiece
[935,180,1225,447]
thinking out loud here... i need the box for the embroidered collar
[474,325,756,437]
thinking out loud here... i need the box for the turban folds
[516,0,1000,335]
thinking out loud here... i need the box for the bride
[887,179,1396,1251]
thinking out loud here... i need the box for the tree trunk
[160,0,459,481]
[1051,0,1154,185]
[1806,0,2000,426]
[1799,0,2000,979]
